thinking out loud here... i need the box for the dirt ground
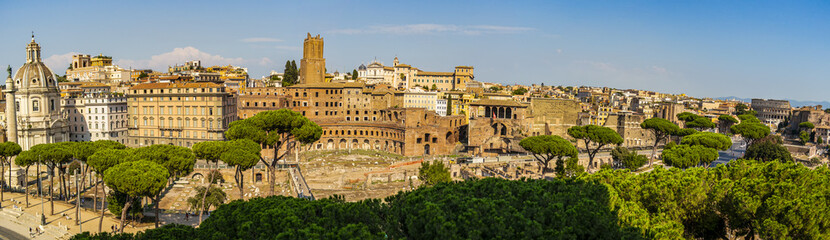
[297,150,430,201]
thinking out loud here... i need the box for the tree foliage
[187,186,226,213]
[610,146,648,171]
[685,116,716,130]
[225,109,322,195]
[641,117,680,165]
[129,145,195,177]
[680,132,732,151]
[282,60,298,87]
[417,160,451,186]
[73,159,830,240]
[799,121,815,130]
[220,139,261,198]
[568,125,623,170]
[661,145,719,169]
[735,103,749,115]
[800,130,810,145]
[717,114,738,124]
[717,115,738,134]
[744,136,794,162]
[511,87,528,95]
[730,117,770,145]
[519,135,578,178]
[104,160,169,231]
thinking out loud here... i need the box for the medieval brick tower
[299,33,326,84]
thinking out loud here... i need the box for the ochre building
[126,82,238,148]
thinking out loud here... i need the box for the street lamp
[38,156,45,225]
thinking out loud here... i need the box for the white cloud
[330,24,534,35]
[241,37,282,43]
[258,57,273,66]
[651,66,668,74]
[116,47,245,70]
[43,52,80,74]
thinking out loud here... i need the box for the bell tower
[299,33,326,84]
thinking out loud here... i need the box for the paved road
[710,138,746,168]
[0,223,29,240]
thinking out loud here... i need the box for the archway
[424,144,431,155]
[327,139,334,150]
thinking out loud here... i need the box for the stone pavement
[0,192,145,239]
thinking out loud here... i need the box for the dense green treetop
[0,142,22,159]
[799,122,815,129]
[676,112,699,122]
[30,143,72,167]
[684,117,716,130]
[225,109,322,146]
[417,160,451,186]
[717,115,738,124]
[744,138,794,162]
[730,120,770,144]
[219,142,260,170]
[661,144,719,169]
[641,118,680,136]
[129,145,195,177]
[672,128,698,137]
[511,87,528,95]
[737,114,760,123]
[567,125,623,146]
[192,141,226,163]
[88,149,132,174]
[103,160,169,199]
[72,159,830,240]
[680,132,733,151]
[519,135,578,159]
[14,150,38,167]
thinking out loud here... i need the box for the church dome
[13,37,57,90]
[358,64,367,70]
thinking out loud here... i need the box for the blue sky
[1,0,828,101]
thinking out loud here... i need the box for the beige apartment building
[126,82,238,148]
[411,66,474,91]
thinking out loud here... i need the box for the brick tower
[300,33,326,84]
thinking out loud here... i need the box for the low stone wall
[0,208,69,239]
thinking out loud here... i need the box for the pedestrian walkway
[0,191,145,238]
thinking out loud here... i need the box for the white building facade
[8,37,70,150]
[63,93,128,144]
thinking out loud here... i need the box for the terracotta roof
[470,99,527,107]
[129,82,222,90]
[395,64,411,68]
[484,93,512,97]
[455,66,474,69]
[287,82,365,89]
[79,82,108,88]
[383,66,394,71]
[415,71,454,76]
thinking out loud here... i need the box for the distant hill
[716,96,830,108]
